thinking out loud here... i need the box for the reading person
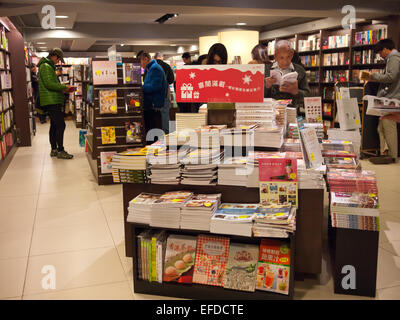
[264,40,310,107]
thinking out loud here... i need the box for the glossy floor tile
[0,120,399,299]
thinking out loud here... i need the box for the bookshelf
[86,57,145,185]
[24,46,35,137]
[261,19,392,130]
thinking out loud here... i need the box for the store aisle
[0,120,400,299]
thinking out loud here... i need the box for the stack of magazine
[282,138,301,152]
[218,157,248,186]
[111,147,149,183]
[235,99,276,128]
[330,191,379,231]
[189,125,226,149]
[297,159,326,189]
[127,193,161,224]
[180,149,222,185]
[327,169,378,194]
[220,125,256,147]
[252,205,296,238]
[150,191,193,228]
[180,194,221,231]
[210,203,259,237]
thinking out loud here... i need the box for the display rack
[86,57,145,185]
[71,64,84,128]
[24,46,35,136]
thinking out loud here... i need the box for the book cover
[304,97,322,123]
[125,121,142,144]
[122,63,141,85]
[192,234,230,287]
[256,239,291,295]
[336,98,361,130]
[259,158,298,207]
[101,126,116,144]
[99,89,118,114]
[92,60,118,85]
[223,243,259,292]
[124,90,141,113]
[163,235,197,283]
[100,151,117,174]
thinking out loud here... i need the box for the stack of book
[324,156,360,170]
[181,149,222,185]
[162,131,191,147]
[189,125,226,149]
[282,139,301,152]
[246,151,285,187]
[147,149,187,185]
[254,127,284,148]
[327,169,378,194]
[210,203,259,237]
[150,191,193,228]
[330,191,379,231]
[321,139,355,153]
[111,147,149,183]
[274,100,290,129]
[218,157,248,186]
[176,113,207,133]
[235,99,276,128]
[288,123,299,139]
[127,193,161,224]
[286,107,297,125]
[252,205,296,238]
[220,125,256,147]
[180,197,219,231]
[322,149,357,159]
[327,128,361,157]
[297,159,326,189]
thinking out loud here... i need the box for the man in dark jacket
[38,48,75,159]
[264,40,310,107]
[141,52,168,141]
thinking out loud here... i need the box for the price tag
[204,202,212,207]
[355,119,360,125]
[310,152,315,161]
[275,212,286,217]
[110,105,117,112]
[344,158,352,161]
[126,130,132,136]
[289,173,297,180]
[95,70,101,76]
[135,101,140,107]
[369,193,376,198]
[343,141,350,144]
[125,76,131,82]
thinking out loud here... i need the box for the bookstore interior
[1,0,400,302]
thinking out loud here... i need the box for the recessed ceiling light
[170,44,177,46]
[120,43,124,46]
[56,16,69,19]
[36,42,46,44]
[39,47,47,49]
[236,22,247,26]
[55,27,66,29]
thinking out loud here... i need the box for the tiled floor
[0,119,399,300]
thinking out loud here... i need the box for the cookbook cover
[163,235,197,283]
[99,89,118,114]
[192,235,230,287]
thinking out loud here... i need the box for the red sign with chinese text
[176,64,265,103]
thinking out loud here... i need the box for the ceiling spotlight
[120,43,125,46]
[236,22,247,26]
[36,42,46,44]
[54,27,66,29]
[56,16,69,19]
[170,44,177,46]
[155,13,179,24]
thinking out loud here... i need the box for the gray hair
[154,52,163,59]
[275,40,293,52]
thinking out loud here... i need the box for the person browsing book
[363,39,400,165]
[140,52,168,141]
[38,48,75,159]
[264,40,310,107]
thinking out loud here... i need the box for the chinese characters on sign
[176,64,265,103]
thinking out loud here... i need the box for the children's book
[101,126,116,144]
[100,151,117,174]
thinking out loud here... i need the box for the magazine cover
[256,239,291,295]
[336,98,361,130]
[163,235,197,283]
[100,151,117,174]
[124,90,141,113]
[259,158,298,207]
[304,97,322,123]
[192,235,230,287]
[92,60,118,85]
[125,121,142,144]
[122,63,141,85]
[101,126,116,144]
[223,243,259,292]
[99,89,118,114]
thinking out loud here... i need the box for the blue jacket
[142,59,167,109]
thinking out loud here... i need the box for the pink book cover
[258,158,298,182]
[92,61,118,85]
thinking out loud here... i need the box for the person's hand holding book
[280,80,299,95]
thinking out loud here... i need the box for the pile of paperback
[150,191,193,228]
[297,159,326,189]
[282,138,301,152]
[111,147,148,183]
[286,107,297,124]
[180,194,221,230]
[288,123,299,139]
[235,99,276,128]
[180,148,222,185]
[254,126,284,148]
[189,125,226,149]
[321,140,354,153]
[127,193,161,224]
[252,205,296,238]
[220,125,256,147]
[147,149,187,184]
[327,169,378,194]
[218,156,248,186]
[324,156,360,170]
[330,191,379,231]
[327,128,361,157]
[175,113,207,132]
[210,203,259,237]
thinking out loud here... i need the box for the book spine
[137,236,142,280]
[151,236,157,282]
[148,239,152,282]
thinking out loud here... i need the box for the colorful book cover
[99,89,118,114]
[124,90,141,113]
[125,121,142,144]
[163,235,197,283]
[259,158,298,207]
[100,151,117,174]
[304,97,322,123]
[223,243,259,292]
[92,60,118,85]
[122,63,141,85]
[192,235,230,287]
[256,239,291,295]
[101,126,116,144]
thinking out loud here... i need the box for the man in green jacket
[38,48,74,159]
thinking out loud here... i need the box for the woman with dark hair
[249,44,271,65]
[206,43,228,64]
[197,54,208,65]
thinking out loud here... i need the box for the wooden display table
[122,184,324,275]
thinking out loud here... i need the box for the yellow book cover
[101,126,116,144]
[151,236,157,282]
